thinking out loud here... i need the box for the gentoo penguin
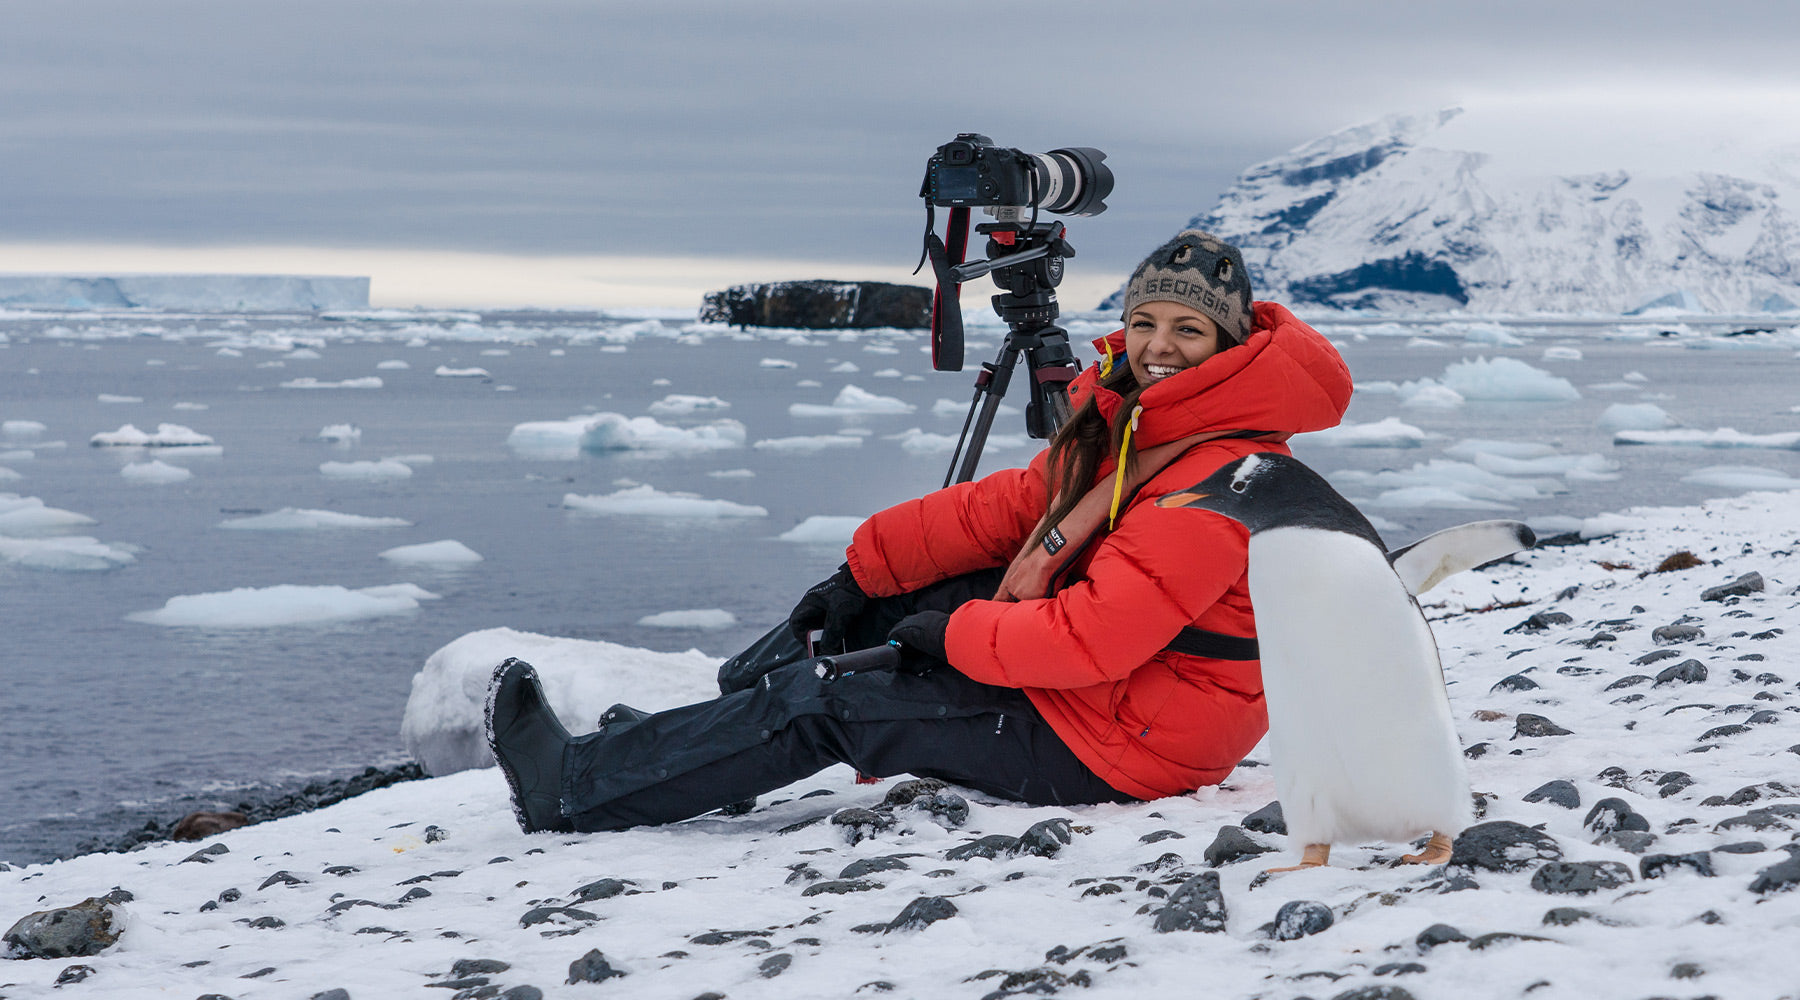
[1155,452,1532,870]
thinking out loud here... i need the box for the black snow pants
[559,569,1135,831]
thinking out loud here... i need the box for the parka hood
[1071,301,1352,449]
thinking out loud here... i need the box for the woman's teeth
[1144,364,1182,380]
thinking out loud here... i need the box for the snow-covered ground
[9,487,1800,998]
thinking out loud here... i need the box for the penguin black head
[1155,452,1385,548]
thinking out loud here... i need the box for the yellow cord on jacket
[1100,340,1114,379]
[1108,405,1141,530]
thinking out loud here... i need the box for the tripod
[943,221,1084,487]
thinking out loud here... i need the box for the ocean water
[2,310,1797,863]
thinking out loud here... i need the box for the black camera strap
[921,204,970,372]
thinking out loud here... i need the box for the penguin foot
[1266,843,1330,872]
[1400,831,1454,865]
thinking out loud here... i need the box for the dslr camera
[921,133,1113,217]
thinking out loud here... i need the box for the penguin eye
[1215,258,1233,281]
[1230,480,1248,493]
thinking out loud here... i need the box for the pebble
[1702,572,1764,602]
[1263,900,1333,940]
[565,949,626,983]
[883,896,958,932]
[2,897,122,959]
[1655,659,1709,686]
[1414,923,1467,952]
[571,878,633,902]
[1513,714,1573,738]
[1640,852,1716,879]
[1523,780,1581,809]
[1492,673,1540,693]
[1242,801,1286,835]
[1152,872,1227,934]
[1448,822,1562,872]
[1529,860,1635,894]
[1748,855,1800,895]
[1203,825,1275,867]
[1584,798,1650,835]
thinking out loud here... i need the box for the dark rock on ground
[1700,723,1752,741]
[259,870,307,890]
[1513,714,1573,738]
[3,897,122,958]
[1374,962,1427,976]
[1604,674,1652,690]
[1134,852,1186,874]
[916,792,970,828]
[1463,742,1491,759]
[1702,571,1764,602]
[1542,906,1598,926]
[1492,673,1540,693]
[451,959,511,977]
[1653,624,1705,646]
[1748,854,1800,895]
[1595,830,1657,854]
[885,896,958,932]
[1656,659,1709,685]
[182,843,230,864]
[1657,771,1695,797]
[1530,860,1635,894]
[1449,821,1563,871]
[1415,923,1468,952]
[1139,829,1186,844]
[881,778,947,806]
[700,280,932,330]
[1506,611,1573,634]
[572,878,633,902]
[1021,818,1073,857]
[1468,931,1553,950]
[1263,900,1334,940]
[311,990,351,1000]
[498,987,543,1000]
[1243,800,1286,835]
[1584,797,1650,835]
[1634,649,1680,665]
[1329,986,1418,1000]
[519,906,598,928]
[759,953,793,978]
[830,808,896,844]
[172,811,248,841]
[1715,809,1793,832]
[1640,852,1716,879]
[1204,825,1275,867]
[1153,872,1227,933]
[801,879,881,897]
[1523,780,1581,809]
[946,835,1023,861]
[566,949,626,983]
[54,964,95,985]
[841,856,911,879]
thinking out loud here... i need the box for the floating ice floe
[758,358,797,369]
[778,515,863,544]
[1397,380,1466,409]
[379,540,484,565]
[873,368,902,378]
[171,401,208,411]
[0,494,98,534]
[376,359,410,370]
[120,460,193,484]
[1540,346,1584,361]
[1331,458,1566,510]
[883,427,1028,455]
[317,424,361,444]
[1354,380,1399,394]
[1452,322,1524,347]
[0,466,18,481]
[218,508,411,531]
[401,626,716,774]
[508,414,746,460]
[1,420,46,440]
[830,362,860,373]
[1295,416,1426,448]
[1598,402,1674,432]
[1681,465,1800,492]
[286,348,322,359]
[1614,428,1800,450]
[1439,356,1580,401]
[128,582,439,628]
[932,397,1018,417]
[789,385,914,417]
[89,423,215,447]
[562,484,768,518]
[636,608,738,629]
[1442,438,1557,461]
[1468,451,1620,482]
[280,376,383,389]
[321,459,413,480]
[647,394,731,416]
[97,394,142,404]
[0,534,136,571]
[752,435,864,452]
[434,366,489,378]
[707,468,755,479]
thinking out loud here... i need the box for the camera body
[922,133,1112,217]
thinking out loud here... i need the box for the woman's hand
[888,610,950,667]
[787,564,868,653]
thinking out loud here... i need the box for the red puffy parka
[845,302,1353,799]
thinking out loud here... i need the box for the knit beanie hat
[1121,229,1254,345]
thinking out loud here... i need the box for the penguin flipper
[1387,520,1536,595]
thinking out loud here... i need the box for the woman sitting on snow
[485,229,1352,833]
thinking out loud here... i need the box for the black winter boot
[485,658,576,834]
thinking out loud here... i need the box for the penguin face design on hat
[1156,452,1385,548]
[1121,228,1254,347]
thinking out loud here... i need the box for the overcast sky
[3,0,1798,307]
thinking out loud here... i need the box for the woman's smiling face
[1125,300,1223,386]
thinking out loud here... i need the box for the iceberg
[0,274,369,311]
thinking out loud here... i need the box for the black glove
[888,610,950,671]
[788,564,868,654]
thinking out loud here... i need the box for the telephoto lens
[1026,147,1112,216]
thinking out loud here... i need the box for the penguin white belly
[1246,526,1472,847]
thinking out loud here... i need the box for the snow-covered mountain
[1111,102,1800,315]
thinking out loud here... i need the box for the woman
[486,229,1353,833]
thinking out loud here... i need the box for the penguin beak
[1156,491,1208,508]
